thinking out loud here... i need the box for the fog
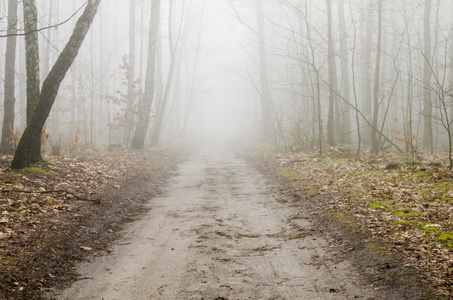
[2,0,453,154]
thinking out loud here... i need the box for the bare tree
[131,0,161,149]
[23,0,40,124]
[11,0,102,169]
[0,0,19,154]
[326,0,336,147]
[150,0,184,146]
[423,0,433,151]
[371,0,383,154]
[338,0,351,143]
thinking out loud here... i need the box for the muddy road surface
[51,146,419,300]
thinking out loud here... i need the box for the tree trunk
[371,0,383,154]
[131,0,160,149]
[23,0,41,124]
[422,0,433,151]
[326,0,336,147]
[255,0,273,141]
[362,0,374,144]
[42,0,54,79]
[150,0,179,147]
[125,0,136,146]
[338,0,351,144]
[11,0,102,169]
[0,0,19,154]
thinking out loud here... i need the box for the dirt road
[52,146,414,299]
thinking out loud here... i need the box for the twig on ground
[1,189,100,204]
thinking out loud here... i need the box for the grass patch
[22,167,53,176]
[369,199,393,210]
[394,207,419,218]
[366,242,389,256]
[278,170,299,186]
[435,232,453,249]
[407,169,432,180]
[391,221,412,227]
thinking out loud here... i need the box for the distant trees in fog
[1,0,453,167]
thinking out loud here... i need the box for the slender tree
[326,0,336,147]
[371,0,383,154]
[131,0,161,149]
[0,0,19,154]
[125,0,136,146]
[338,0,351,143]
[423,0,433,151]
[23,0,40,124]
[150,0,182,146]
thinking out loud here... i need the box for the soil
[0,147,183,300]
[45,144,432,300]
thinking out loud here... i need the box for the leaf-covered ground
[0,146,183,300]
[264,147,453,299]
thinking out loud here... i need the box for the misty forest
[1,0,453,299]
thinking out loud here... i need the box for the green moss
[366,242,389,256]
[394,208,419,218]
[391,221,411,227]
[37,161,49,166]
[421,227,441,232]
[439,197,453,202]
[369,202,381,209]
[3,179,14,184]
[435,232,453,249]
[369,199,393,210]
[407,169,432,180]
[327,211,358,229]
[433,182,453,190]
[278,170,299,186]
[22,167,53,176]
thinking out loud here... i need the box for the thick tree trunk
[11,0,101,169]
[371,0,383,154]
[131,0,160,149]
[0,0,19,154]
[23,0,41,124]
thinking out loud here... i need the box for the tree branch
[0,1,88,38]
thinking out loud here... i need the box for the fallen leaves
[0,145,183,299]
[265,148,453,298]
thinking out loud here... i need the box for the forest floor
[261,145,453,299]
[0,145,183,300]
[0,143,446,299]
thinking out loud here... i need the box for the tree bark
[11,0,102,169]
[0,0,19,154]
[131,0,160,149]
[23,0,41,124]
[422,0,433,151]
[150,0,179,147]
[338,0,351,143]
[371,0,383,154]
[255,0,273,141]
[42,0,54,79]
[326,0,336,147]
[125,0,136,146]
